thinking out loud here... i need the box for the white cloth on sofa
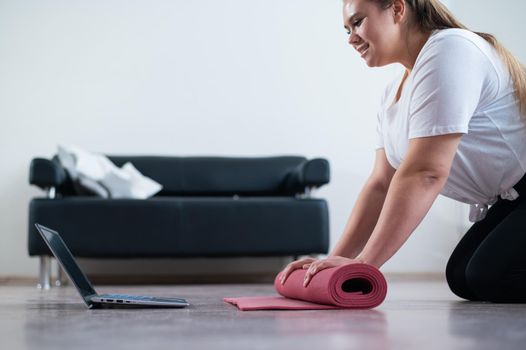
[57,145,162,199]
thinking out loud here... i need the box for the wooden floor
[1,276,525,350]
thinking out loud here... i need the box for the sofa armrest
[283,158,330,194]
[29,158,67,190]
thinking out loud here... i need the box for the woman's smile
[357,43,370,57]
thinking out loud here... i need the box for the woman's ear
[391,0,406,23]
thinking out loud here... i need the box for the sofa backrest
[108,156,307,196]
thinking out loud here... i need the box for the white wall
[449,0,526,60]
[0,0,523,277]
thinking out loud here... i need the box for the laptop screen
[35,224,97,306]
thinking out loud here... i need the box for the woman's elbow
[414,169,449,187]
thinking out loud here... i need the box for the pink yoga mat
[224,262,387,311]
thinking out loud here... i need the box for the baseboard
[384,272,446,281]
[88,273,277,284]
[0,276,36,286]
[1,271,445,286]
[0,273,277,285]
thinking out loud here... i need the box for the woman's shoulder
[414,28,495,75]
[432,28,481,41]
[425,28,491,55]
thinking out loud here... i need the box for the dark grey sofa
[28,155,331,288]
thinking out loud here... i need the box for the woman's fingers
[279,258,315,285]
[279,264,300,285]
[303,256,358,287]
[303,260,330,287]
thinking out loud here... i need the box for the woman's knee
[464,267,489,299]
[464,264,526,303]
[445,256,478,300]
[464,263,505,302]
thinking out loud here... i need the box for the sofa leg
[37,256,51,290]
[55,261,67,287]
[296,186,315,199]
[47,186,56,199]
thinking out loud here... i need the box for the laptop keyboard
[99,294,187,303]
[107,294,153,301]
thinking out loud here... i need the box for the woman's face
[343,0,404,67]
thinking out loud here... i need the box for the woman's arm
[301,133,462,286]
[357,133,462,267]
[330,149,396,258]
[279,149,395,284]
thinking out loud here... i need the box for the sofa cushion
[108,156,307,196]
[28,197,329,257]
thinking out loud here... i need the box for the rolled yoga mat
[224,262,387,311]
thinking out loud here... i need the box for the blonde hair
[371,0,526,115]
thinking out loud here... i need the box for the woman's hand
[303,256,363,287]
[279,257,317,285]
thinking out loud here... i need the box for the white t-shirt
[376,28,526,221]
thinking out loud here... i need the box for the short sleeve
[408,34,491,139]
[376,110,384,149]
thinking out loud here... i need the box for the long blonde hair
[372,0,526,115]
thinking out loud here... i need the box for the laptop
[35,223,189,309]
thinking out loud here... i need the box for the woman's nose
[348,32,361,45]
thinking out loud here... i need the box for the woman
[280,0,526,303]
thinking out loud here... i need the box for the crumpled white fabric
[469,187,520,222]
[57,145,162,199]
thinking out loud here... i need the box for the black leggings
[446,176,526,303]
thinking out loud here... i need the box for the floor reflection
[447,301,526,349]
